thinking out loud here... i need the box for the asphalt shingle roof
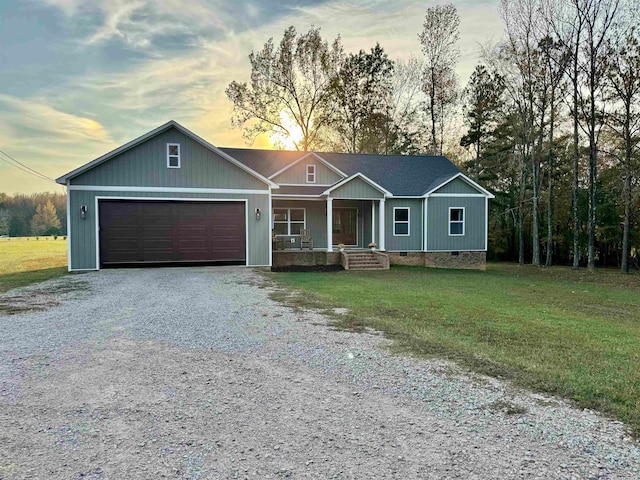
[220,148,461,196]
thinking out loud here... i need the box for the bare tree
[418,4,461,155]
[384,56,428,154]
[501,0,545,265]
[605,26,640,273]
[547,0,587,269]
[571,0,621,270]
[226,26,343,151]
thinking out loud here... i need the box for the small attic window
[167,143,181,168]
[306,164,316,183]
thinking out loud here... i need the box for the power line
[0,150,58,185]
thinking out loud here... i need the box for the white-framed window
[449,207,465,236]
[393,207,410,236]
[167,143,181,168]
[306,164,316,183]
[273,208,306,236]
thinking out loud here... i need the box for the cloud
[5,0,503,194]
[0,95,116,190]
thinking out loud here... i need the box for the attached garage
[98,200,246,267]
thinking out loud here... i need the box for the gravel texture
[0,266,639,479]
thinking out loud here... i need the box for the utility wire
[0,150,58,185]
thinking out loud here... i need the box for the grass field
[0,237,68,293]
[268,263,640,434]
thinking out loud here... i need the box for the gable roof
[322,172,392,197]
[56,121,279,188]
[268,152,347,180]
[221,148,464,196]
[424,172,495,198]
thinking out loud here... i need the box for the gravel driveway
[1,267,639,479]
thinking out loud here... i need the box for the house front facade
[57,121,494,271]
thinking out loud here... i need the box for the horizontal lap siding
[70,128,267,190]
[272,160,343,185]
[70,191,270,270]
[427,197,486,251]
[384,199,423,251]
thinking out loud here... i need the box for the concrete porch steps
[342,251,389,271]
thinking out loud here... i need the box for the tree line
[0,192,66,237]
[226,0,639,271]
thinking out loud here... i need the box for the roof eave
[56,120,279,189]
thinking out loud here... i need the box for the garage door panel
[99,200,246,265]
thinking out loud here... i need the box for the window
[167,143,180,168]
[306,164,316,183]
[393,207,410,236]
[273,208,305,235]
[449,207,465,236]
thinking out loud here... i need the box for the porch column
[378,198,385,251]
[326,197,333,252]
[371,201,376,244]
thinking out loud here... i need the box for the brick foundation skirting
[272,250,486,270]
[272,251,341,268]
[387,251,486,270]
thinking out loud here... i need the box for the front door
[332,208,357,246]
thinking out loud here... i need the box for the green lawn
[268,263,640,434]
[0,237,68,293]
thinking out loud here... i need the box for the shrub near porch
[267,264,640,434]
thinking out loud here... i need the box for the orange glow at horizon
[269,110,306,151]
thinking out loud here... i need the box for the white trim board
[93,197,251,270]
[392,206,410,237]
[276,183,333,187]
[323,172,392,197]
[66,180,71,271]
[56,120,279,189]
[424,172,494,198]
[448,206,465,237]
[429,193,487,198]
[272,196,326,201]
[68,185,269,195]
[268,152,347,180]
[426,249,487,252]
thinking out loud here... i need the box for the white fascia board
[322,172,392,197]
[423,172,494,198]
[268,152,347,180]
[68,185,270,195]
[57,120,279,189]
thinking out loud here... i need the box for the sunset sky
[0,0,503,194]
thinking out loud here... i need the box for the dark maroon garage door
[98,200,246,266]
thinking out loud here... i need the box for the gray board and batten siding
[271,158,343,185]
[66,126,272,270]
[426,196,487,251]
[432,177,482,195]
[70,127,268,190]
[272,199,373,249]
[69,191,270,270]
[329,177,386,200]
[384,198,424,251]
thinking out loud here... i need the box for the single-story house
[56,120,494,271]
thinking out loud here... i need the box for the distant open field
[268,263,640,434]
[0,237,68,293]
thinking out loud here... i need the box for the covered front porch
[271,198,387,252]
